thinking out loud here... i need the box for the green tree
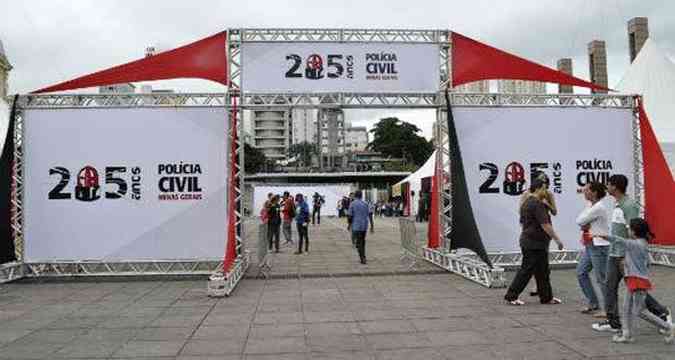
[288,141,317,168]
[244,143,267,174]
[368,117,433,166]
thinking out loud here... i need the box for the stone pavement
[1,217,675,359]
[245,216,441,278]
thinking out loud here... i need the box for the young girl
[594,218,675,344]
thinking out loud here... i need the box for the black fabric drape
[0,95,18,264]
[444,90,492,267]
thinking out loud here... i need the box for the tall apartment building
[345,126,369,152]
[291,108,318,145]
[252,108,290,159]
[628,17,649,63]
[0,39,11,99]
[588,40,609,94]
[556,58,574,94]
[317,109,347,169]
[497,80,546,94]
[453,80,490,93]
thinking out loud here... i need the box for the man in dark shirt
[504,178,565,305]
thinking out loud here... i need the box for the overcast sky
[2,0,673,139]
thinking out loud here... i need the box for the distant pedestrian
[312,192,324,225]
[348,190,370,264]
[367,200,375,233]
[281,191,296,246]
[295,194,310,254]
[267,195,281,252]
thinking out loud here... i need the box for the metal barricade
[399,218,419,270]
[257,223,272,278]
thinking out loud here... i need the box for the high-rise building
[497,80,546,94]
[588,40,608,94]
[291,108,318,145]
[556,58,574,94]
[453,80,490,93]
[317,109,347,169]
[345,126,369,152]
[0,39,13,99]
[99,83,136,94]
[252,108,290,159]
[628,17,649,63]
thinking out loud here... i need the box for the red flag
[637,97,675,245]
[33,32,227,93]
[451,32,608,91]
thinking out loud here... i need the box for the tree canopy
[288,141,317,168]
[368,117,434,166]
[244,143,268,173]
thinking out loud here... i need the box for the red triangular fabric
[223,99,239,272]
[451,32,608,91]
[33,32,228,93]
[637,98,675,245]
[426,158,440,248]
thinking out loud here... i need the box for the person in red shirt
[281,191,296,246]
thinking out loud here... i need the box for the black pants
[297,223,309,253]
[505,249,553,303]
[312,206,321,224]
[353,231,367,262]
[606,256,667,328]
[369,213,374,233]
[268,223,280,251]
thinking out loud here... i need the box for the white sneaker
[592,321,621,333]
[612,334,634,343]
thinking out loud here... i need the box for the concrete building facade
[556,58,574,94]
[0,40,12,99]
[497,80,546,94]
[252,108,290,159]
[588,40,609,94]
[345,126,369,152]
[453,80,490,93]
[628,17,649,63]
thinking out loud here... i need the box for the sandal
[544,297,562,305]
[507,299,525,306]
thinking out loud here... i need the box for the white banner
[455,107,635,252]
[241,43,439,93]
[23,107,228,261]
[253,185,352,218]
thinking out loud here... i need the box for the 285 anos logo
[47,165,141,202]
[285,53,354,80]
[478,161,562,196]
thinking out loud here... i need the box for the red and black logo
[305,54,324,80]
[285,54,351,80]
[479,161,563,196]
[48,166,141,201]
[75,166,101,202]
[503,162,526,196]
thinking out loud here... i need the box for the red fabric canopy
[426,159,440,249]
[451,32,608,91]
[637,97,675,245]
[33,32,228,93]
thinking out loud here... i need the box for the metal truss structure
[0,262,24,284]
[422,247,506,288]
[649,246,675,268]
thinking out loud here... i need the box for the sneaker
[592,321,621,333]
[612,334,634,343]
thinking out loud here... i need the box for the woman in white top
[576,181,613,316]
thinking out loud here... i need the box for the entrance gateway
[2,29,650,294]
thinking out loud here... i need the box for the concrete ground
[1,217,675,360]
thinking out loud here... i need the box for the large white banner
[23,107,227,261]
[253,185,352,218]
[241,43,439,93]
[456,107,635,252]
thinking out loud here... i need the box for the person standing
[575,182,612,316]
[593,219,675,343]
[593,174,671,332]
[281,191,296,246]
[295,194,310,254]
[367,200,375,233]
[504,178,565,305]
[267,195,282,253]
[348,190,370,264]
[312,192,324,225]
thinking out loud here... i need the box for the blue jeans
[577,245,609,309]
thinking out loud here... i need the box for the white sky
[2,0,674,140]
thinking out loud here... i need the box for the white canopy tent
[393,150,436,216]
[617,38,675,144]
[0,99,9,154]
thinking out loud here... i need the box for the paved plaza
[1,217,675,359]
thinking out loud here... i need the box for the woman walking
[267,195,282,253]
[505,177,565,305]
[575,182,612,316]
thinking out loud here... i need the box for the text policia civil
[157,162,204,201]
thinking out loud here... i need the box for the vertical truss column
[11,99,25,261]
[228,29,244,260]
[631,97,644,211]
[435,109,452,251]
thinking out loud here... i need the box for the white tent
[617,38,675,144]
[0,99,9,152]
[393,150,436,215]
